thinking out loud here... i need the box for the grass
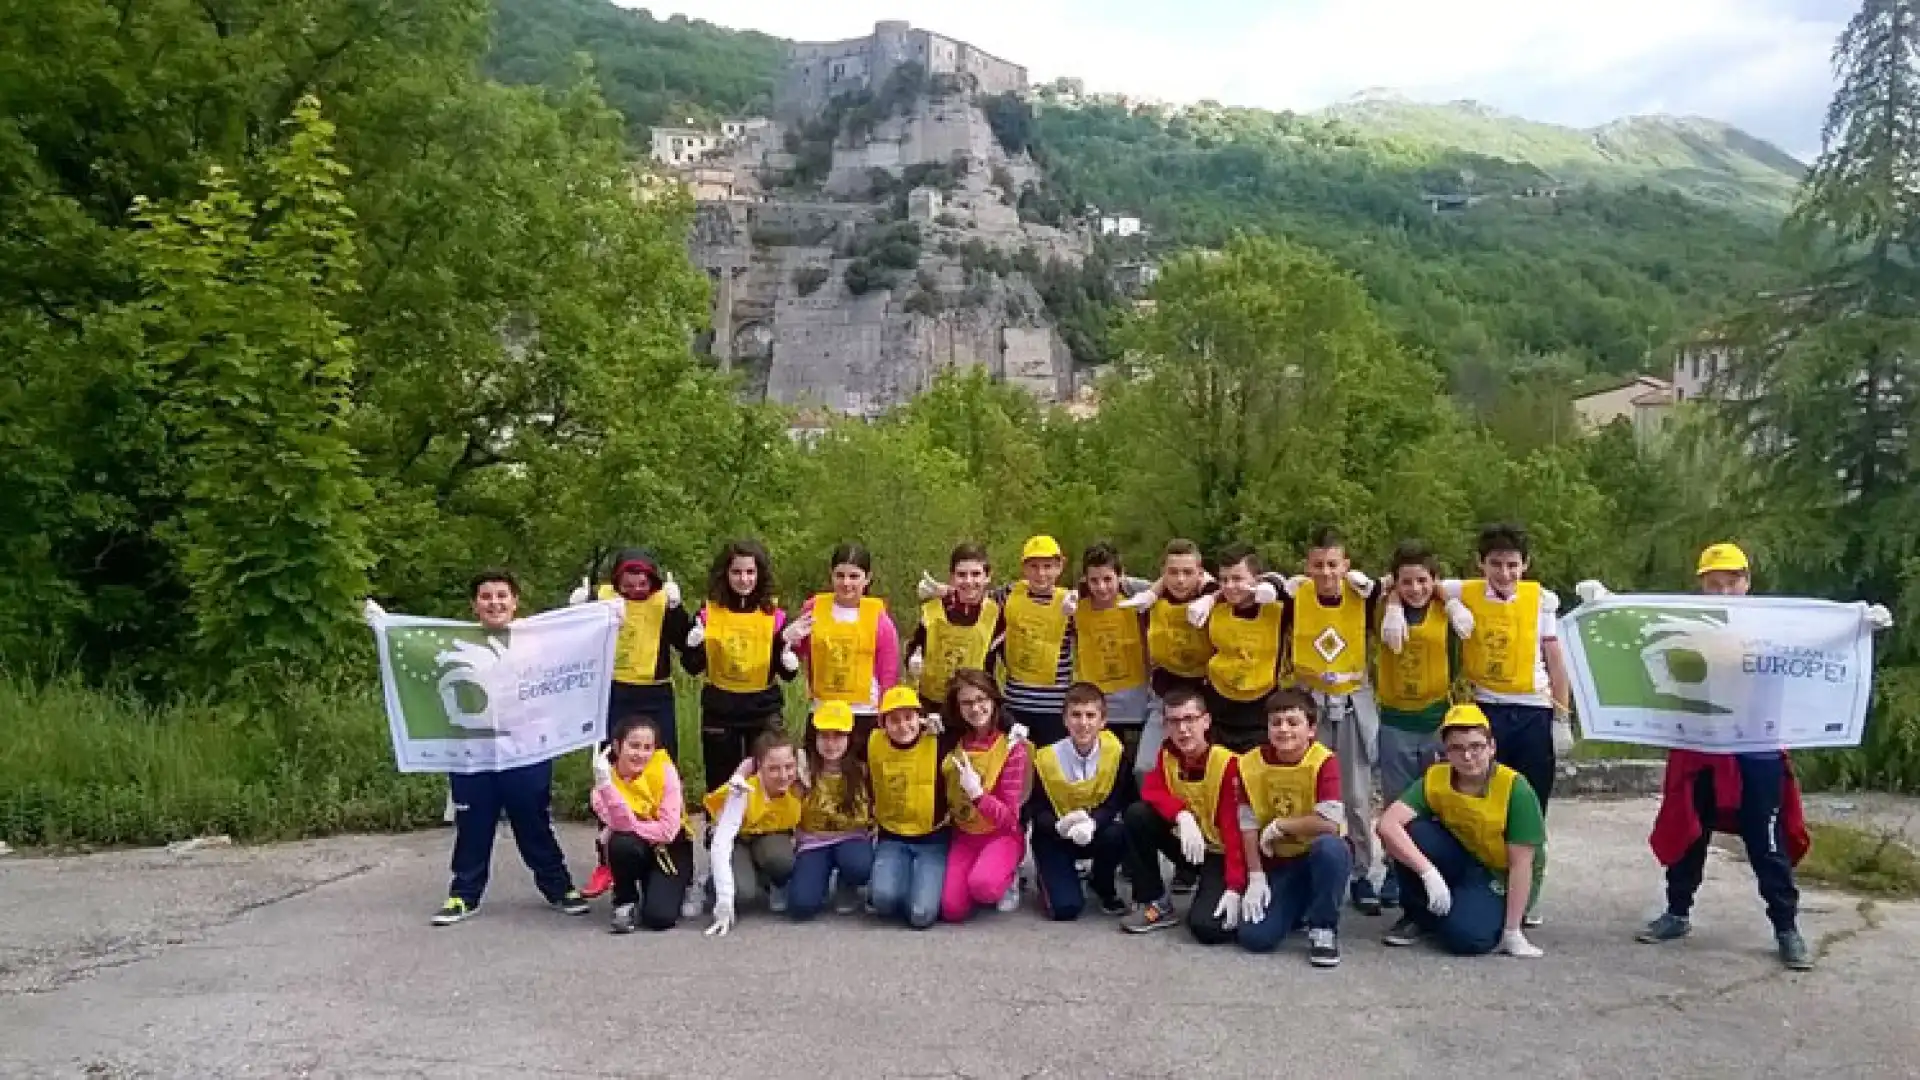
[1793,822,1920,899]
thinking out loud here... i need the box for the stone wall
[778,21,1027,123]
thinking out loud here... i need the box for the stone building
[778,21,1027,122]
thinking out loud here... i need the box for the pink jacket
[960,733,1030,837]
[590,760,684,846]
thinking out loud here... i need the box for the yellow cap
[879,686,922,715]
[811,701,855,733]
[1021,535,1063,561]
[1695,543,1750,576]
[1440,703,1492,733]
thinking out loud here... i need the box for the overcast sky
[624,0,1853,161]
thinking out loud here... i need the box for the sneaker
[1171,865,1199,895]
[1350,878,1383,917]
[682,879,706,919]
[1777,929,1813,971]
[552,889,591,917]
[1378,872,1401,910]
[1383,916,1423,947]
[609,903,637,934]
[582,864,613,899]
[996,880,1022,913]
[1096,891,1130,917]
[769,884,789,915]
[431,897,478,926]
[1636,912,1692,943]
[1122,897,1180,934]
[1308,928,1341,968]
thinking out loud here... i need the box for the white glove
[1259,817,1289,856]
[1380,602,1409,653]
[686,621,705,648]
[907,652,925,683]
[1865,604,1894,631]
[1252,580,1279,606]
[568,577,590,606]
[1346,569,1373,594]
[1060,590,1079,618]
[1067,818,1096,847]
[361,598,387,625]
[921,712,945,735]
[780,648,799,674]
[1241,871,1270,925]
[1055,809,1091,838]
[1552,716,1577,757]
[1214,889,1242,931]
[954,754,984,800]
[782,611,814,645]
[1008,723,1029,746]
[663,572,681,609]
[1283,575,1306,597]
[1420,867,1452,916]
[1184,592,1218,628]
[1174,810,1206,865]
[705,898,735,937]
[1119,588,1157,611]
[916,571,944,601]
[1574,579,1612,606]
[1445,597,1476,638]
[1499,929,1544,958]
[591,748,614,789]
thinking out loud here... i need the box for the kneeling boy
[1236,688,1349,967]
[1031,683,1133,919]
[1121,688,1252,943]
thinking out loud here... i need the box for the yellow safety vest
[609,750,684,837]
[1459,581,1542,696]
[918,598,999,704]
[704,604,777,693]
[1206,604,1285,702]
[1147,595,1215,678]
[1072,603,1147,693]
[602,586,667,686]
[1289,584,1369,695]
[1162,745,1234,853]
[1424,763,1520,873]
[702,775,803,837]
[944,733,1013,836]
[809,595,884,704]
[1033,731,1124,817]
[868,730,941,837]
[1374,602,1452,712]
[1002,583,1069,685]
[798,771,871,833]
[1238,742,1337,859]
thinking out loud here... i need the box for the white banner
[368,599,623,773]
[1561,594,1876,752]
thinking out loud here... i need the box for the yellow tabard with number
[943,734,1012,836]
[1374,602,1452,712]
[1034,731,1124,817]
[703,605,776,693]
[1424,763,1519,873]
[1002,584,1070,685]
[798,771,871,833]
[808,595,884,704]
[1289,585,1369,695]
[867,730,941,837]
[918,598,999,704]
[1162,745,1234,853]
[1238,742,1336,859]
[702,775,802,836]
[1206,604,1284,702]
[1072,603,1147,693]
[1147,596,1215,678]
[1459,581,1541,696]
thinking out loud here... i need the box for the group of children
[428,528,1897,972]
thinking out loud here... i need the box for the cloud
[626,0,1847,157]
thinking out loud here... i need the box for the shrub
[794,267,831,296]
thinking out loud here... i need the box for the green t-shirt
[1397,771,1548,849]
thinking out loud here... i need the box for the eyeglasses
[1445,741,1493,756]
[1165,712,1207,726]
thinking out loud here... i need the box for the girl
[588,714,694,934]
[940,669,1031,922]
[701,731,804,936]
[787,701,875,919]
[867,686,950,929]
[789,543,901,739]
[683,539,801,790]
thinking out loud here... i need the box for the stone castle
[778,21,1027,123]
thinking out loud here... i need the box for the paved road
[2,798,1916,1079]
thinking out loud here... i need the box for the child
[588,714,693,934]
[1235,688,1349,967]
[1199,544,1286,754]
[1372,540,1474,909]
[988,535,1077,748]
[591,548,694,763]
[683,539,801,791]
[940,670,1032,922]
[867,686,950,929]
[700,731,804,936]
[790,543,901,732]
[1131,539,1217,782]
[1121,687,1253,943]
[1583,544,1894,970]
[1072,543,1152,748]
[1286,525,1384,915]
[432,571,589,926]
[1376,704,1545,958]
[1029,682,1132,920]
[787,701,874,919]
[906,543,999,713]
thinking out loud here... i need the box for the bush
[844,259,894,296]
[794,266,831,296]
[904,289,940,316]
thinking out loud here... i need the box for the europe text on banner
[1561,594,1876,753]
[368,600,623,774]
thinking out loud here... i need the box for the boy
[1376,703,1545,958]
[1030,682,1133,919]
[1128,539,1217,782]
[1198,544,1286,755]
[432,571,590,926]
[921,535,1076,747]
[1235,687,1349,967]
[1072,543,1152,751]
[906,543,999,711]
[1121,687,1253,943]
[1581,544,1894,970]
[866,687,951,929]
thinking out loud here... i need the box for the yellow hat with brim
[1440,703,1492,733]
[1696,543,1750,576]
[1021,535,1063,562]
[811,701,855,733]
[879,686,922,715]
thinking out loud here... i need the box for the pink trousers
[941,829,1025,922]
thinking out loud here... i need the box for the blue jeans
[787,837,875,920]
[1237,834,1351,953]
[1377,724,1441,901]
[447,760,573,906]
[870,835,949,929]
[1395,818,1506,955]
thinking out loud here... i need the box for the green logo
[383,626,517,739]
[1576,605,1737,716]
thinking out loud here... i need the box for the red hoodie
[1649,750,1810,867]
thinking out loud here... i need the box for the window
[1690,353,1700,379]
